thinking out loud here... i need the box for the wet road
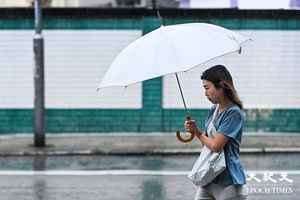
[0,153,299,171]
[0,153,299,200]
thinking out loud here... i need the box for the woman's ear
[220,80,230,89]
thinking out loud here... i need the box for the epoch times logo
[246,171,295,194]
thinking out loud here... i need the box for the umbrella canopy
[98,23,251,89]
[98,22,251,143]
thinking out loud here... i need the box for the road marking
[0,170,299,176]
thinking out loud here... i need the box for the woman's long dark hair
[201,65,243,110]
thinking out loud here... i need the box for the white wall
[1,29,300,110]
[0,30,142,108]
[0,0,32,7]
[163,30,300,109]
[189,0,231,8]
[238,0,290,9]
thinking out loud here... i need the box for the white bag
[187,105,226,186]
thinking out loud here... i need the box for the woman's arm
[196,130,228,152]
[185,120,228,152]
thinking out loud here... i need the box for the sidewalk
[0,133,300,156]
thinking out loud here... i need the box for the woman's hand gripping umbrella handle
[174,73,195,143]
[160,17,193,143]
[176,115,195,143]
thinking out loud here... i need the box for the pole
[156,9,163,26]
[152,0,157,9]
[34,0,45,147]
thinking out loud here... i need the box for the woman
[185,65,248,200]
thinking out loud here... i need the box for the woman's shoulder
[225,105,245,119]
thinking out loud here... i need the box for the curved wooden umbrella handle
[176,116,195,143]
[176,130,195,143]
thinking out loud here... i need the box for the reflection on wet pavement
[0,174,298,200]
[0,153,299,200]
[0,153,299,171]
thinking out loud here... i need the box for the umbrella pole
[175,73,189,115]
[175,73,195,143]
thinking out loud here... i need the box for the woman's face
[202,80,223,104]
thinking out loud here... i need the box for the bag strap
[211,104,219,123]
[206,104,219,138]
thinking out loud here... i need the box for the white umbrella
[98,22,251,142]
[98,23,250,88]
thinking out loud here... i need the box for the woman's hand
[184,119,202,136]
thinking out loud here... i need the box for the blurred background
[0,0,299,134]
[0,0,300,9]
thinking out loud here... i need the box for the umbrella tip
[238,47,242,54]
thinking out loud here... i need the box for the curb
[0,133,300,156]
[1,147,300,156]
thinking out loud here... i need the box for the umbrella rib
[175,73,190,116]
